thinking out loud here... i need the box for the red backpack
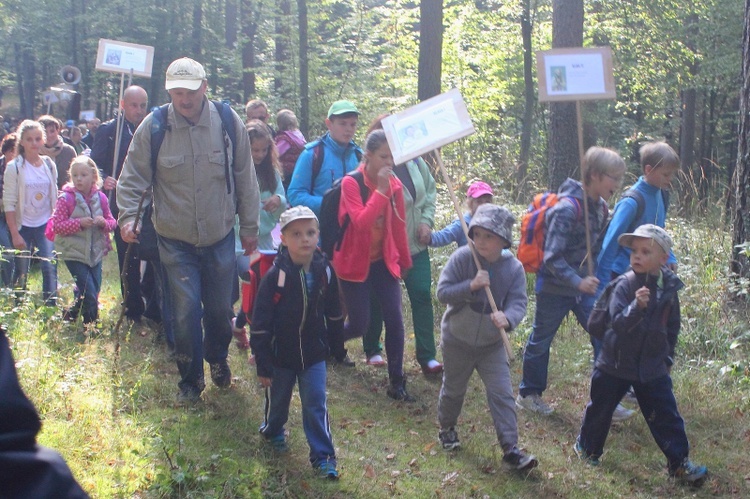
[517,192,580,273]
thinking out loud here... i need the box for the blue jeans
[519,291,599,397]
[158,230,235,393]
[0,216,14,287]
[64,260,102,323]
[578,368,689,467]
[260,361,336,467]
[15,223,57,305]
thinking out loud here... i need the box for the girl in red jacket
[332,129,413,401]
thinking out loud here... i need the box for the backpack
[318,171,368,258]
[309,138,363,193]
[587,271,639,340]
[45,190,108,242]
[518,192,581,273]
[602,187,671,236]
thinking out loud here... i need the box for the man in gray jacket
[118,57,259,402]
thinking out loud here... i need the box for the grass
[4,212,750,498]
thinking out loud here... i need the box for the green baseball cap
[327,100,359,118]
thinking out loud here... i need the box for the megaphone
[60,65,81,85]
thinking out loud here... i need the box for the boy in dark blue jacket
[575,225,707,486]
[250,206,344,479]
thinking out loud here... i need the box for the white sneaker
[611,403,635,422]
[516,394,554,415]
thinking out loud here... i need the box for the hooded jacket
[536,178,608,296]
[250,247,344,377]
[394,157,436,255]
[595,268,683,383]
[437,245,527,347]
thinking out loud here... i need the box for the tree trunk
[548,0,583,191]
[192,0,203,58]
[241,1,259,101]
[297,0,309,138]
[517,0,535,198]
[226,0,237,48]
[732,0,750,278]
[417,0,443,101]
[275,0,291,96]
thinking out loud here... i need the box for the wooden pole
[109,72,126,198]
[434,150,514,361]
[576,101,594,276]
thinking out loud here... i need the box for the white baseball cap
[165,57,206,91]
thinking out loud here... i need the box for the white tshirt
[22,160,53,227]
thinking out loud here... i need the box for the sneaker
[209,360,232,388]
[231,318,250,350]
[502,447,538,471]
[669,458,708,486]
[316,461,339,480]
[266,434,289,454]
[516,394,553,415]
[611,403,635,422]
[332,352,356,367]
[366,354,386,366]
[421,359,443,375]
[438,427,461,450]
[573,439,600,466]
[387,379,415,402]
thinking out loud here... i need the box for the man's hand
[120,221,140,243]
[103,176,117,191]
[258,376,272,388]
[241,235,258,255]
[577,276,600,295]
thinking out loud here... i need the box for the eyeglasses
[604,173,624,185]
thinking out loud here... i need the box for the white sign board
[79,110,96,121]
[95,39,154,78]
[381,89,475,165]
[43,92,59,105]
[536,47,615,102]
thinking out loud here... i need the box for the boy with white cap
[575,224,708,486]
[251,206,343,479]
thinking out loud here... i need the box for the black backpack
[318,171,368,258]
[587,271,639,340]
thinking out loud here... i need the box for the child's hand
[258,376,272,388]
[635,286,650,309]
[79,217,94,229]
[470,270,490,291]
[262,195,281,212]
[376,167,392,194]
[577,276,600,295]
[417,223,431,245]
[93,216,106,228]
[490,310,509,330]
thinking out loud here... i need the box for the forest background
[2,0,750,497]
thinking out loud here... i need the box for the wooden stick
[576,101,594,276]
[434,150,514,361]
[108,73,126,199]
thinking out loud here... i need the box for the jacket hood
[557,177,584,200]
[321,132,359,156]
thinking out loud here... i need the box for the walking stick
[433,150,514,361]
[576,102,594,276]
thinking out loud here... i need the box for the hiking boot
[209,360,232,388]
[611,403,635,422]
[502,446,538,471]
[316,461,339,480]
[438,427,461,450]
[669,458,708,486]
[177,385,202,404]
[387,379,415,402]
[516,393,553,415]
[573,438,600,466]
[265,434,289,454]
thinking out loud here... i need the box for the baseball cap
[466,181,494,199]
[165,57,206,91]
[280,206,319,231]
[468,204,515,249]
[327,100,359,118]
[618,224,672,254]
